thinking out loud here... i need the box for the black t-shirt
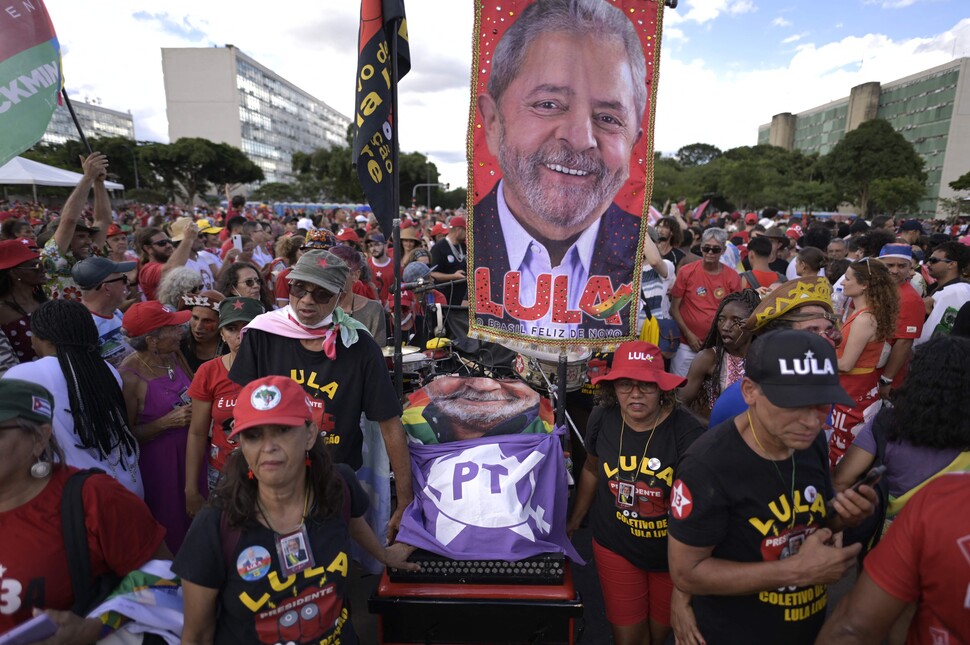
[662,247,685,267]
[180,337,229,374]
[586,405,703,571]
[430,238,467,305]
[741,257,789,274]
[668,420,834,645]
[173,466,368,645]
[229,329,402,469]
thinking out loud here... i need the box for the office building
[758,57,970,216]
[162,46,351,184]
[42,99,135,145]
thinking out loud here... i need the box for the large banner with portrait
[467,0,666,348]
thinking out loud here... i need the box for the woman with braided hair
[679,289,761,419]
[1,299,143,496]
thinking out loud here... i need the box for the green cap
[0,379,54,425]
[286,250,349,294]
[219,297,265,328]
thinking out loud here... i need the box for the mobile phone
[824,465,886,528]
[232,234,244,252]
[0,613,58,644]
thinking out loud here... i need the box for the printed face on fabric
[480,29,643,241]
[423,376,540,441]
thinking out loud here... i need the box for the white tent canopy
[0,156,123,201]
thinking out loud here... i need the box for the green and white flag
[0,1,62,167]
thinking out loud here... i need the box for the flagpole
[61,89,93,155]
[389,15,404,401]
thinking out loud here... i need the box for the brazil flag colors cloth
[0,1,61,167]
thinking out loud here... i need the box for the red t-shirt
[891,282,926,387]
[274,266,294,303]
[186,356,241,472]
[368,256,394,305]
[352,280,378,301]
[138,261,164,301]
[0,467,165,632]
[864,473,970,644]
[671,262,742,340]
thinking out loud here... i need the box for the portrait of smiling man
[472,0,648,341]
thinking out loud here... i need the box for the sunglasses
[236,278,260,288]
[614,380,660,394]
[16,263,42,271]
[657,236,669,243]
[700,246,723,254]
[99,275,129,287]
[289,281,339,304]
[925,257,954,265]
[151,239,173,247]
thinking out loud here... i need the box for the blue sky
[42,0,970,190]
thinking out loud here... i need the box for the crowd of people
[0,149,969,644]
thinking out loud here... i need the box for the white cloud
[680,0,756,25]
[772,17,793,27]
[864,0,922,8]
[782,32,808,44]
[728,0,757,15]
[38,2,970,190]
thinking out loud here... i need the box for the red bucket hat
[591,341,686,391]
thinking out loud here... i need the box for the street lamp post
[411,183,449,212]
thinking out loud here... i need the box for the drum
[513,346,591,394]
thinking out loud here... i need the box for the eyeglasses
[16,263,42,271]
[614,380,660,394]
[99,275,129,287]
[700,246,723,254]
[236,278,260,288]
[151,239,173,247]
[925,257,954,265]
[289,281,340,304]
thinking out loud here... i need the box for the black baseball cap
[72,256,137,289]
[745,329,853,408]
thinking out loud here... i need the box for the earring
[247,468,255,480]
[30,456,51,479]
[305,451,311,467]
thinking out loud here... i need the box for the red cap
[785,225,802,241]
[230,376,313,438]
[122,301,191,337]
[336,228,360,243]
[430,223,449,236]
[106,224,124,237]
[590,341,685,390]
[0,239,39,270]
[744,213,758,224]
[448,216,467,229]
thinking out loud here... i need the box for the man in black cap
[667,329,877,645]
[896,219,923,245]
[74,256,137,366]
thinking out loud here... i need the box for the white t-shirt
[916,282,970,347]
[251,245,273,269]
[3,357,144,497]
[186,255,217,291]
[90,309,133,367]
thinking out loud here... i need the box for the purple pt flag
[397,427,583,563]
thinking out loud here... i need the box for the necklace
[615,407,663,482]
[2,298,29,317]
[257,482,311,535]
[446,238,465,262]
[137,353,175,381]
[746,410,797,529]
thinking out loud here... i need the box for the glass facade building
[758,58,969,217]
[42,100,135,145]
[163,46,350,184]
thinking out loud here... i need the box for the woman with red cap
[118,301,198,552]
[567,341,705,645]
[0,239,47,371]
[175,375,417,644]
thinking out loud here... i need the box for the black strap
[62,469,105,615]
[741,270,760,289]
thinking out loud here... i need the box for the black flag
[354,0,410,238]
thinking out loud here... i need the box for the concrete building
[162,45,350,184]
[758,57,970,217]
[43,99,135,145]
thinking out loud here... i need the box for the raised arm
[54,152,107,253]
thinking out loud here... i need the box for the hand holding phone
[824,465,885,529]
[232,234,244,252]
